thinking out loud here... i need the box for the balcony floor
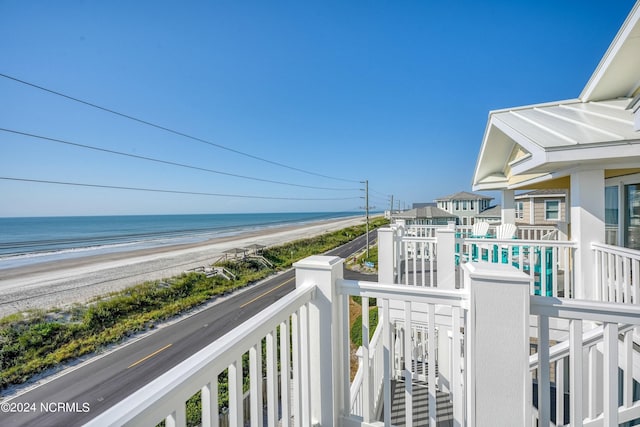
[382,379,453,426]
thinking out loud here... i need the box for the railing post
[294,255,345,426]
[436,221,457,289]
[463,262,532,426]
[378,227,396,284]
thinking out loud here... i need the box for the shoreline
[0,215,367,318]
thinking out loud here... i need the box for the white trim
[529,198,535,225]
[515,201,524,220]
[605,172,640,186]
[515,193,566,200]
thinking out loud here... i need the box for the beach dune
[0,216,366,318]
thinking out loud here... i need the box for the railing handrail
[399,235,437,243]
[529,322,636,368]
[349,321,385,413]
[591,241,640,260]
[530,294,640,324]
[462,237,578,248]
[85,284,316,427]
[338,279,468,306]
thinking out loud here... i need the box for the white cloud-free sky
[0,0,635,216]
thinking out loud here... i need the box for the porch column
[378,227,395,284]
[436,221,456,290]
[464,262,531,426]
[570,169,605,300]
[502,189,516,224]
[293,256,345,426]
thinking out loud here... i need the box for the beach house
[88,2,640,426]
[434,191,493,226]
[391,205,457,226]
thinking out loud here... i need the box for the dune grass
[0,217,389,394]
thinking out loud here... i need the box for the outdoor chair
[467,222,490,261]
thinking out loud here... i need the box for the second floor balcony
[86,223,640,427]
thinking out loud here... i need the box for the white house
[472,1,640,298]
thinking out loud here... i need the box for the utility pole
[360,179,371,259]
[390,195,394,214]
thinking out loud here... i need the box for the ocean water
[0,212,359,270]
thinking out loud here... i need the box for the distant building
[514,189,567,225]
[434,191,494,225]
[412,202,436,209]
[475,204,501,225]
[393,206,457,225]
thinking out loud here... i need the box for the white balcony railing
[350,317,384,419]
[395,224,577,297]
[592,242,640,304]
[529,296,640,425]
[456,224,559,240]
[86,283,317,427]
[86,228,640,427]
[460,237,577,297]
[341,279,468,425]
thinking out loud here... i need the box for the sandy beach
[0,215,366,318]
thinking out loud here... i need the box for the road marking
[240,277,295,308]
[128,343,172,369]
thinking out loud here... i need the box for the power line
[369,188,390,198]
[0,128,359,192]
[0,177,361,201]
[0,72,360,183]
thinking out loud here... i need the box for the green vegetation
[353,243,379,268]
[350,308,379,347]
[0,217,389,396]
[350,298,379,348]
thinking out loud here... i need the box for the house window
[625,184,640,250]
[455,201,459,210]
[515,201,524,220]
[545,200,559,221]
[605,185,618,246]
[470,200,474,210]
[463,201,468,210]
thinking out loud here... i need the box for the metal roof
[473,98,640,190]
[491,98,636,149]
[476,205,501,217]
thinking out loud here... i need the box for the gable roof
[477,205,501,217]
[581,2,640,102]
[434,191,493,201]
[472,2,640,191]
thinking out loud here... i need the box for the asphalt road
[1,230,378,426]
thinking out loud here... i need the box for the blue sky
[0,1,635,216]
